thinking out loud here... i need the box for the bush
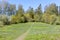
[41,13,51,24]
[50,15,57,24]
[3,17,10,25]
[34,14,41,22]
[24,13,33,22]
[56,22,60,25]
[20,16,26,23]
[56,16,60,25]
[11,15,19,24]
[41,13,57,24]
[0,21,4,27]
[0,15,10,25]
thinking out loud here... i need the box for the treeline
[0,1,60,27]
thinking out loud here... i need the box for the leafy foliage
[44,3,58,15]
[56,16,60,25]
[34,4,42,22]
[0,21,4,27]
[25,7,34,22]
[0,2,60,25]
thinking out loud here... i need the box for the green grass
[25,22,60,40]
[0,22,60,40]
[0,23,32,40]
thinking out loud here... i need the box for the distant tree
[34,4,42,22]
[1,1,16,16]
[8,4,16,16]
[0,15,10,25]
[3,2,9,15]
[35,4,42,15]
[25,7,34,22]
[56,16,60,25]
[58,6,60,15]
[0,4,2,14]
[41,13,50,23]
[42,13,57,24]
[50,15,57,24]
[11,15,19,24]
[44,3,58,16]
[16,4,24,16]
[0,1,60,25]
[16,4,26,23]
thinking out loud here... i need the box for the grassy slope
[0,23,32,40]
[25,22,60,40]
[0,22,60,40]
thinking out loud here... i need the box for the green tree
[0,14,10,25]
[25,7,34,22]
[42,3,58,24]
[50,15,57,24]
[8,4,16,16]
[34,4,42,22]
[16,4,24,16]
[3,2,9,15]
[16,4,26,23]
[44,3,58,15]
[42,13,57,24]
[0,4,2,14]
[41,13,50,23]
[11,15,19,24]
[56,16,60,25]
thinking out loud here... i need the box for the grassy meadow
[0,23,31,40]
[0,22,60,40]
[25,22,60,40]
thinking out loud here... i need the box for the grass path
[15,23,34,40]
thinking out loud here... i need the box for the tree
[42,3,58,24]
[42,13,57,24]
[50,15,57,24]
[1,1,16,16]
[0,15,4,27]
[35,4,42,15]
[34,4,42,22]
[11,15,19,24]
[56,16,60,25]
[0,21,4,27]
[44,3,58,16]
[25,7,34,22]
[16,4,26,23]
[8,4,16,16]
[3,2,9,15]
[0,4,2,14]
[41,13,51,23]
[16,4,24,16]
[0,14,10,25]
[58,6,60,15]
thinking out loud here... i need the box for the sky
[0,0,60,11]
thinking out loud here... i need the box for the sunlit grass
[0,23,31,40]
[25,22,60,40]
[0,22,60,40]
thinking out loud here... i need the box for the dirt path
[15,23,34,40]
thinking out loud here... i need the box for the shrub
[41,13,51,24]
[0,15,10,25]
[20,16,26,23]
[56,22,60,25]
[24,13,33,22]
[0,21,4,27]
[41,13,57,24]
[11,15,19,24]
[34,14,41,22]
[56,16,60,25]
[50,15,57,24]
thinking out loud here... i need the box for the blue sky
[0,0,60,11]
